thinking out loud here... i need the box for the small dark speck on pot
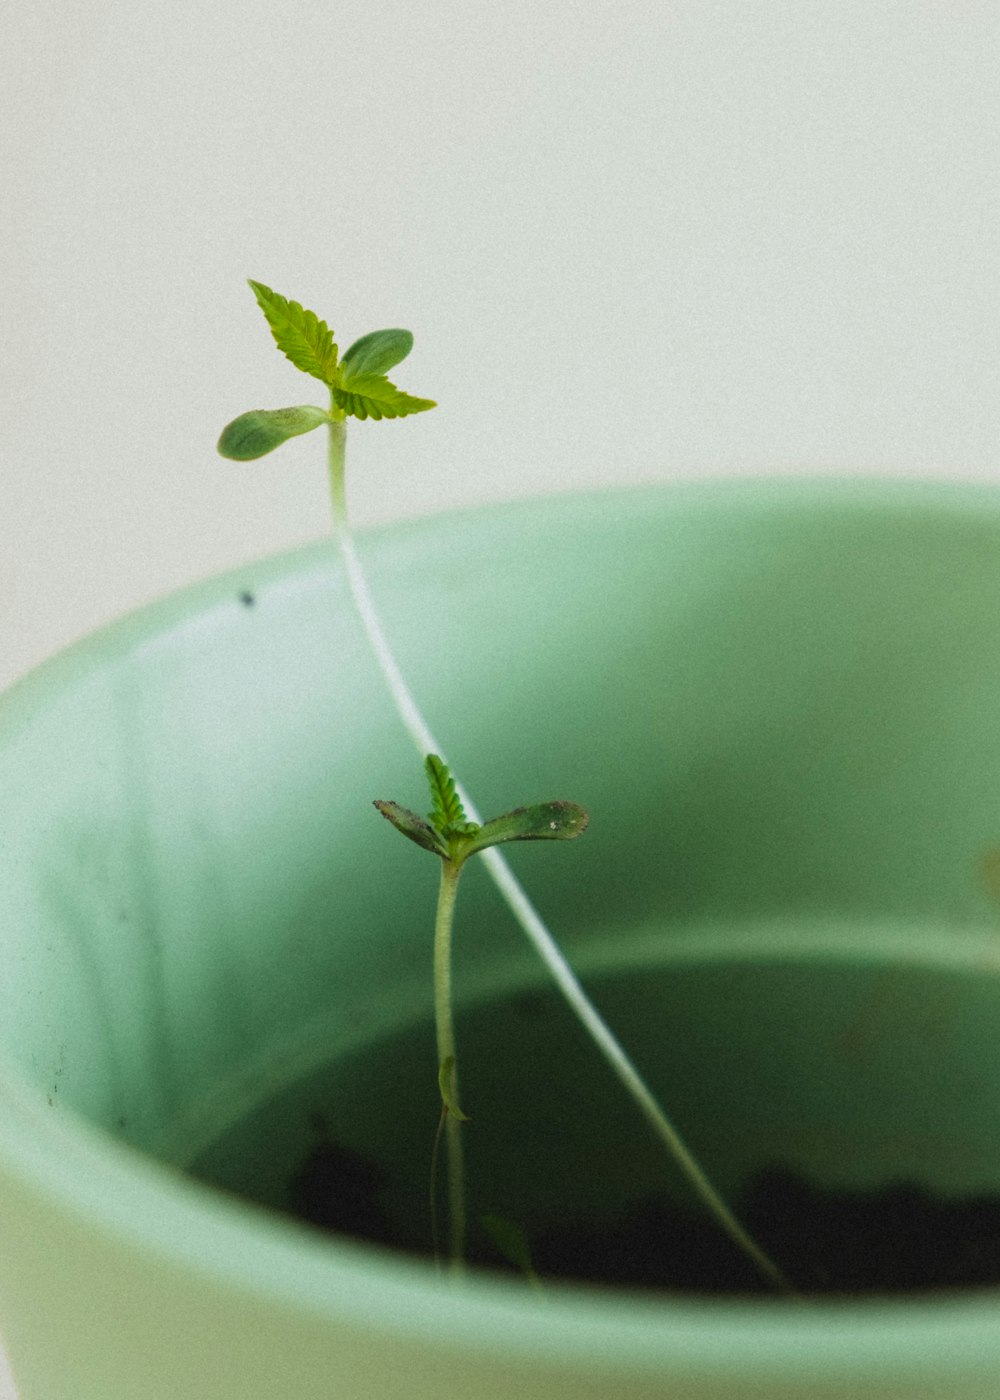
[239,591,256,608]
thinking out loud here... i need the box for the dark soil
[287,1140,1000,1296]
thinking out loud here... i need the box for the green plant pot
[3,480,1000,1398]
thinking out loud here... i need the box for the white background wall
[2,1,998,700]
[0,1,997,1390]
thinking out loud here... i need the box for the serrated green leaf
[425,755,474,837]
[341,329,414,380]
[333,374,436,422]
[438,1055,470,1121]
[373,799,448,857]
[247,280,340,386]
[217,405,329,460]
[460,801,589,860]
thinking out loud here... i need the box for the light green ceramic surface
[3,481,1000,1397]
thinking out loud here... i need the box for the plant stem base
[284,1141,1000,1296]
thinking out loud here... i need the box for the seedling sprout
[217,280,792,1293]
[376,753,588,1271]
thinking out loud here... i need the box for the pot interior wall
[2,483,1000,1214]
[187,929,1000,1266]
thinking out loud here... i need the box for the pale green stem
[326,416,793,1294]
[434,858,466,1273]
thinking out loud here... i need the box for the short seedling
[217,281,792,1293]
[375,753,588,1272]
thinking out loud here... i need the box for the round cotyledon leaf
[217,405,329,460]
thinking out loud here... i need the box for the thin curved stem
[434,859,466,1273]
[326,419,793,1294]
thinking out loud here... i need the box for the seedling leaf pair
[217,281,435,461]
[375,755,588,868]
